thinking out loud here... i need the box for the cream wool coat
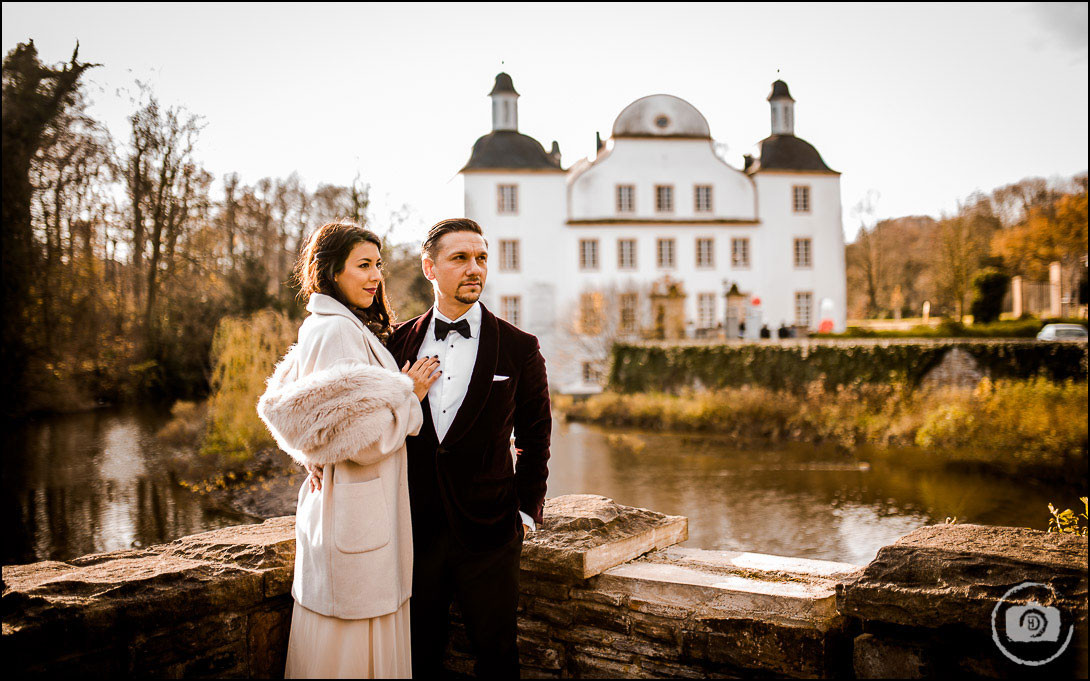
[258,293,422,619]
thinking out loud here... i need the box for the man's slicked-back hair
[422,218,485,260]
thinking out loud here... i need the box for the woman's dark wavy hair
[294,220,394,343]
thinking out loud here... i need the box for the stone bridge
[3,495,1087,678]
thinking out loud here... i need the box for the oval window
[654,115,670,129]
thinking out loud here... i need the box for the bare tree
[555,282,649,386]
[30,89,114,352]
[933,194,999,320]
[847,191,887,317]
[121,91,206,349]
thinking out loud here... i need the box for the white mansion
[462,73,846,391]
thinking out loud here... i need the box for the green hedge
[814,318,1087,340]
[607,341,1089,394]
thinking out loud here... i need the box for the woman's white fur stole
[257,346,414,466]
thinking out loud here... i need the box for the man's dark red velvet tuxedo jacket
[387,304,551,552]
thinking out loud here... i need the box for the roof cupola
[489,72,519,132]
[768,79,795,136]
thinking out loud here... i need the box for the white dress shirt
[416,303,535,531]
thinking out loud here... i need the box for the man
[386,218,551,678]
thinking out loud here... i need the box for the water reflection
[6,408,1083,567]
[3,406,253,565]
[547,421,1084,565]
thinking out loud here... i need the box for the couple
[258,218,551,678]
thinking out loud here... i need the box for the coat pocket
[332,477,392,554]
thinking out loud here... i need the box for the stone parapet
[838,523,1089,678]
[446,495,861,678]
[5,498,1087,678]
[2,517,296,677]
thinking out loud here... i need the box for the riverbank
[170,446,302,520]
[555,378,1088,480]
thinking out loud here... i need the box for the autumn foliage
[847,176,1088,320]
[2,41,431,417]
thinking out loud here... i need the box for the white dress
[284,600,411,678]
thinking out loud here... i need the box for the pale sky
[4,2,1088,244]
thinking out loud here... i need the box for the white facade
[462,76,846,391]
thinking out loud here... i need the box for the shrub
[914,378,1088,475]
[1047,497,1088,536]
[969,269,1011,324]
[157,400,208,448]
[201,309,296,461]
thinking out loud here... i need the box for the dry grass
[557,378,1088,478]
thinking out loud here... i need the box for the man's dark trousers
[410,517,523,678]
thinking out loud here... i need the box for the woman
[257,220,440,678]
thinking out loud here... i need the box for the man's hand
[305,463,323,492]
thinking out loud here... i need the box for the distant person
[738,320,746,338]
[258,220,441,678]
[760,324,771,339]
[777,322,790,339]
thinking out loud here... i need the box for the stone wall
[4,495,1087,679]
[445,495,859,678]
[839,524,1089,678]
[918,346,985,389]
[2,517,296,677]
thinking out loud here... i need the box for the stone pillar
[724,304,740,339]
[1011,276,1024,318]
[744,304,762,340]
[1050,261,1063,318]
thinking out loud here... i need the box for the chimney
[743,154,754,171]
[550,140,561,165]
[596,131,603,153]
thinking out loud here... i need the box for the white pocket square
[493,375,509,381]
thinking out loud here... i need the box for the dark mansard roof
[462,130,563,172]
[747,134,836,174]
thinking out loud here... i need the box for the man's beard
[454,290,481,304]
[454,280,482,305]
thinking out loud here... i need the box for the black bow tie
[435,318,472,341]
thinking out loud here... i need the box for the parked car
[1036,323,1089,341]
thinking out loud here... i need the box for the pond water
[5,406,1084,566]
[3,405,255,566]
[548,422,1085,565]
